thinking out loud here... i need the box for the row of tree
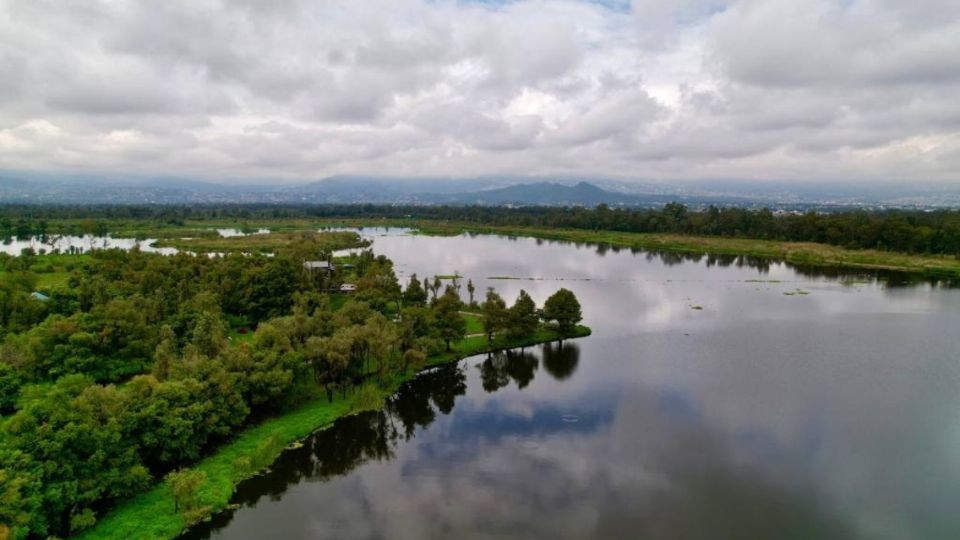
[3,203,959,255]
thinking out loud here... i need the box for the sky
[0,0,958,184]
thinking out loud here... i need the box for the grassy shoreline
[77,326,590,540]
[309,218,960,280]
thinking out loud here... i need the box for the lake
[184,230,960,540]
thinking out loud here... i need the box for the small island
[0,231,589,540]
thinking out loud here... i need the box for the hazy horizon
[1,1,959,184]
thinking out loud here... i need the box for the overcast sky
[0,0,958,183]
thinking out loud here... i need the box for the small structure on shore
[303,260,333,272]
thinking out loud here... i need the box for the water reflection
[479,349,539,391]
[0,234,177,256]
[185,361,470,538]
[216,228,270,238]
[541,341,580,380]
[185,340,861,540]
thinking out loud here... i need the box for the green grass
[151,231,366,254]
[226,328,255,344]
[77,324,590,540]
[35,272,71,290]
[461,312,484,335]
[328,294,350,311]
[1,253,87,292]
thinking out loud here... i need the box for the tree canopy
[542,288,583,336]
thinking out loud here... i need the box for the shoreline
[310,218,960,281]
[13,218,960,281]
[77,326,591,540]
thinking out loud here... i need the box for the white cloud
[0,0,957,182]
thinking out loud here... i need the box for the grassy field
[0,253,85,292]
[77,324,590,540]
[461,312,484,335]
[151,230,366,254]
[43,218,331,240]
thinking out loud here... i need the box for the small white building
[339,283,357,293]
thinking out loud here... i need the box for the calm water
[1,228,273,257]
[185,230,960,540]
[0,234,177,256]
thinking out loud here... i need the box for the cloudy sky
[0,0,958,183]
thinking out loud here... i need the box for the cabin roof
[30,291,50,301]
[303,260,332,270]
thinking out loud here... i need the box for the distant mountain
[289,179,675,206]
[288,176,502,202]
[435,181,664,206]
[0,169,958,208]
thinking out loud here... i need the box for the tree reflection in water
[542,341,580,380]
[187,344,577,538]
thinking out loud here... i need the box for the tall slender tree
[481,288,508,343]
[434,286,465,350]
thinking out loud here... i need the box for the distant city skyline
[0,0,958,183]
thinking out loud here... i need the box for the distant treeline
[2,203,960,255]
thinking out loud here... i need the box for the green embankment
[78,325,590,540]
[312,219,960,279]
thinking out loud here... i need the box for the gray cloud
[0,0,957,182]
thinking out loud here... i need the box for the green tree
[481,288,508,343]
[165,468,206,514]
[434,287,465,351]
[541,288,583,337]
[403,273,428,306]
[402,348,426,373]
[3,375,150,537]
[152,325,177,381]
[466,279,476,307]
[507,290,538,339]
[428,276,442,303]
[398,306,437,352]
